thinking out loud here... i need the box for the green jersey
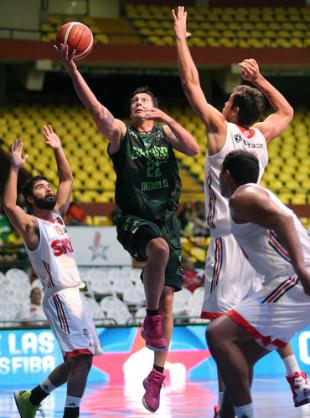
[109,125,181,221]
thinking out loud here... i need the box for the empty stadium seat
[125,5,309,48]
[0,104,309,208]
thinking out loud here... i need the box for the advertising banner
[67,226,131,266]
[1,325,310,386]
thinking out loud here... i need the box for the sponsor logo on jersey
[234,133,243,143]
[233,133,263,149]
[141,179,169,191]
[131,145,169,160]
[51,238,74,257]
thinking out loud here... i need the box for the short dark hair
[21,175,48,200]
[130,86,159,108]
[232,85,265,126]
[222,150,259,185]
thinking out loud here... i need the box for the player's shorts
[228,273,310,351]
[201,234,262,319]
[116,212,182,291]
[43,287,103,359]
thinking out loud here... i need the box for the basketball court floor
[1,378,310,418]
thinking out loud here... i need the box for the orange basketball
[56,22,93,61]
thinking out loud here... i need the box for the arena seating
[0,267,207,326]
[39,6,310,48]
[125,5,310,48]
[0,104,115,203]
[40,15,140,45]
[0,104,309,207]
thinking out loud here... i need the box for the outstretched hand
[239,59,261,83]
[43,125,61,149]
[11,139,28,169]
[54,43,77,71]
[143,108,171,123]
[172,6,191,40]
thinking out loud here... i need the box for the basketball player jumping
[55,44,199,413]
[3,126,102,418]
[172,6,309,416]
[207,150,310,418]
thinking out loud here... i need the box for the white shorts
[201,234,262,319]
[228,274,310,351]
[43,287,103,359]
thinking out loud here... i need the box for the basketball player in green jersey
[56,44,200,412]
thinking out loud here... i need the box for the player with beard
[3,125,102,418]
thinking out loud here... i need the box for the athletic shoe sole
[295,397,310,407]
[14,392,23,418]
[142,395,157,413]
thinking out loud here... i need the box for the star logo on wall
[92,328,211,384]
[89,231,108,260]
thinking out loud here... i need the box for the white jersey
[231,184,310,281]
[205,122,268,237]
[25,212,81,298]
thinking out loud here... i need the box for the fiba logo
[234,133,243,143]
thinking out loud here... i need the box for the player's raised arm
[144,107,200,156]
[43,125,73,216]
[239,59,294,142]
[55,44,126,146]
[2,140,35,237]
[230,187,307,283]
[172,7,226,138]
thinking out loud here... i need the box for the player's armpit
[254,112,292,143]
[96,115,126,145]
[230,187,274,226]
[3,205,36,237]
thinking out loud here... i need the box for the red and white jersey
[205,122,268,237]
[25,212,81,298]
[231,184,310,281]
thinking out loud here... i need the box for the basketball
[56,22,93,61]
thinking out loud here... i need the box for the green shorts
[116,212,183,291]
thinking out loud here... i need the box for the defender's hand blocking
[43,125,61,149]
[239,59,261,83]
[11,139,28,169]
[172,6,191,40]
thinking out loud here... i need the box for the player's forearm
[166,118,200,156]
[68,66,115,133]
[68,66,102,115]
[176,38,200,89]
[3,167,19,209]
[253,74,294,118]
[54,147,73,183]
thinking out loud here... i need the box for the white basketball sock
[282,354,301,375]
[65,395,81,408]
[234,402,255,418]
[40,378,56,394]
